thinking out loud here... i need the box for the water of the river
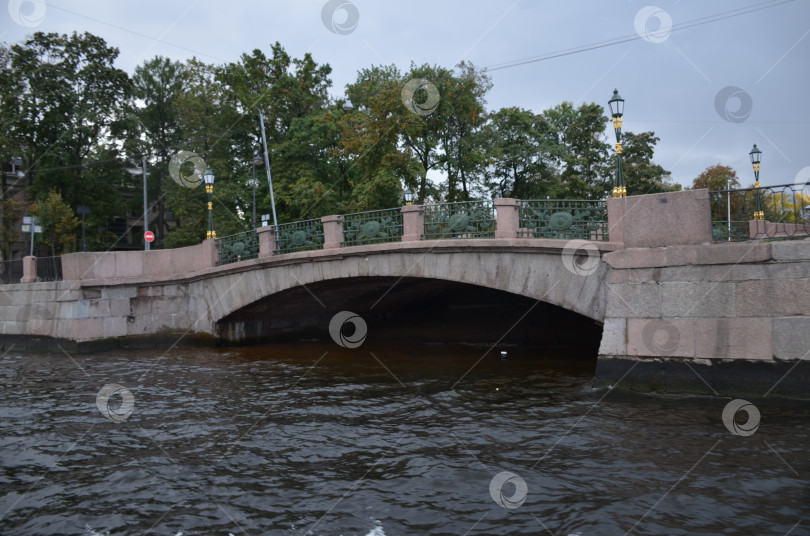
[0,344,808,536]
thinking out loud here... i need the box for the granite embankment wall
[595,239,810,396]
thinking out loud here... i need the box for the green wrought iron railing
[518,199,609,241]
[343,208,403,247]
[276,218,324,254]
[423,200,496,239]
[710,183,810,241]
[711,221,750,242]
[217,230,259,265]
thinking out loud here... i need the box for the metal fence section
[423,200,496,239]
[710,183,810,241]
[276,219,324,254]
[0,259,23,285]
[343,208,403,247]
[711,221,750,243]
[216,230,259,265]
[518,199,609,241]
[36,256,63,281]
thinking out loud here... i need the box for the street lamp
[404,189,414,206]
[608,88,626,198]
[77,206,90,251]
[251,153,263,229]
[750,144,763,220]
[204,166,215,238]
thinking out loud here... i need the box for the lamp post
[404,189,414,206]
[204,166,215,238]
[750,144,763,220]
[77,206,90,251]
[608,88,626,198]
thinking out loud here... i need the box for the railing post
[21,255,38,283]
[749,219,767,239]
[401,204,424,241]
[493,198,519,239]
[321,215,344,249]
[257,225,277,257]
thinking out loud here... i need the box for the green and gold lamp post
[750,144,763,220]
[404,189,414,206]
[204,166,216,238]
[608,88,626,198]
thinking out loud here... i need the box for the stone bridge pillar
[257,225,277,257]
[322,215,344,249]
[402,204,425,242]
[607,189,712,247]
[494,198,519,239]
[20,256,38,283]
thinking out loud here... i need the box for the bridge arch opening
[216,277,602,368]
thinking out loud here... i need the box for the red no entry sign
[144,231,155,242]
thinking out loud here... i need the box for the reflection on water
[0,343,808,535]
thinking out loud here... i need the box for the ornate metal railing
[710,183,810,241]
[423,200,495,239]
[216,230,259,265]
[711,221,750,242]
[36,256,63,281]
[0,259,23,285]
[518,199,609,241]
[343,208,403,247]
[276,218,324,254]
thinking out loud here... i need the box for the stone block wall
[597,239,810,396]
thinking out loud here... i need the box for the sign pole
[143,156,150,251]
[258,111,279,229]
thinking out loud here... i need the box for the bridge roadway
[1,190,808,397]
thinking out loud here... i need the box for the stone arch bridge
[1,191,808,396]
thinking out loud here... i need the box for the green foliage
[481,107,561,199]
[621,131,679,195]
[34,190,79,255]
[1,32,130,252]
[1,30,681,256]
[543,101,612,199]
[692,164,741,191]
[1,194,30,260]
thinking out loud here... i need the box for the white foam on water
[364,526,385,536]
[361,519,386,536]
[84,527,219,536]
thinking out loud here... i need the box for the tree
[34,190,79,255]
[131,56,186,245]
[0,194,30,260]
[438,61,492,201]
[543,101,612,199]
[695,165,747,226]
[219,43,335,221]
[1,32,132,250]
[340,64,420,208]
[481,107,561,199]
[621,131,679,195]
[692,164,740,191]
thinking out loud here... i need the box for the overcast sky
[2,0,809,190]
